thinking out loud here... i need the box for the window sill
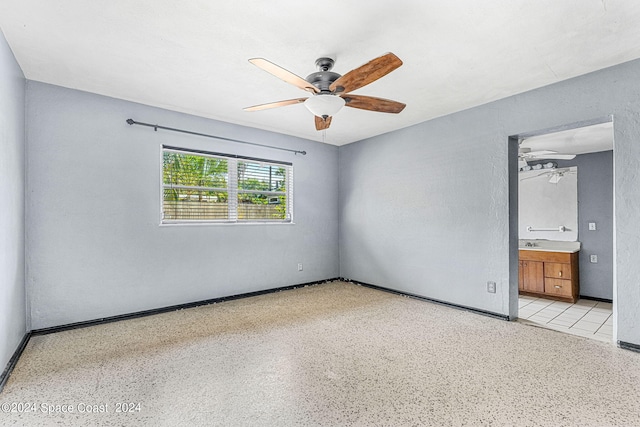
[159,221,295,227]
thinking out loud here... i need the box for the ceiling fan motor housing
[307,57,341,93]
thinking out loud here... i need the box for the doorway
[510,118,614,342]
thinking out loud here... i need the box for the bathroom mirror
[518,166,578,241]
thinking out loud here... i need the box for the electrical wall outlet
[590,255,598,263]
[588,222,597,231]
[297,263,303,271]
[487,281,496,293]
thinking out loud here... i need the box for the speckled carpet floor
[1,281,639,426]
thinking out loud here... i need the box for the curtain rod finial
[126,119,134,125]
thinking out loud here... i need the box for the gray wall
[0,31,26,373]
[339,59,640,346]
[26,82,339,330]
[555,151,614,300]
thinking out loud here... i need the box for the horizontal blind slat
[163,184,228,192]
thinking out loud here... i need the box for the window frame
[160,145,293,225]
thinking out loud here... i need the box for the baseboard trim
[618,341,640,353]
[31,278,342,336]
[343,278,511,321]
[0,332,31,393]
[579,295,613,303]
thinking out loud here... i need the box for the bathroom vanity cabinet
[518,250,579,303]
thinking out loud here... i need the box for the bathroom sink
[518,240,581,253]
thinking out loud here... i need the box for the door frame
[508,116,615,339]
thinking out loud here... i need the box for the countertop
[518,240,581,253]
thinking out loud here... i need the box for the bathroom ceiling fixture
[244,53,406,130]
[548,173,564,184]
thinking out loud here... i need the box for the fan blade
[342,94,405,113]
[315,116,332,130]
[521,150,577,160]
[526,150,556,156]
[243,98,307,112]
[249,58,319,93]
[533,154,576,160]
[329,52,403,94]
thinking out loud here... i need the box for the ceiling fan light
[518,158,528,169]
[549,173,563,184]
[304,94,345,118]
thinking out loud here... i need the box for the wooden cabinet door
[518,261,524,291]
[522,261,544,293]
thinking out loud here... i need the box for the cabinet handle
[554,285,561,289]
[558,271,562,277]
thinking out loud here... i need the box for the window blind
[161,147,293,223]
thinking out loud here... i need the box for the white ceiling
[2,1,640,146]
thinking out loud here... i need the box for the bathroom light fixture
[304,94,345,118]
[518,158,528,169]
[549,173,563,184]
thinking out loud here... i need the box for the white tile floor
[518,295,613,343]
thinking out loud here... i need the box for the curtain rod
[126,119,307,156]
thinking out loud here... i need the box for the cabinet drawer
[544,263,572,280]
[545,278,573,297]
[519,250,572,263]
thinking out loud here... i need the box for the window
[161,146,293,224]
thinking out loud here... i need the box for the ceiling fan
[518,147,576,169]
[243,52,406,130]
